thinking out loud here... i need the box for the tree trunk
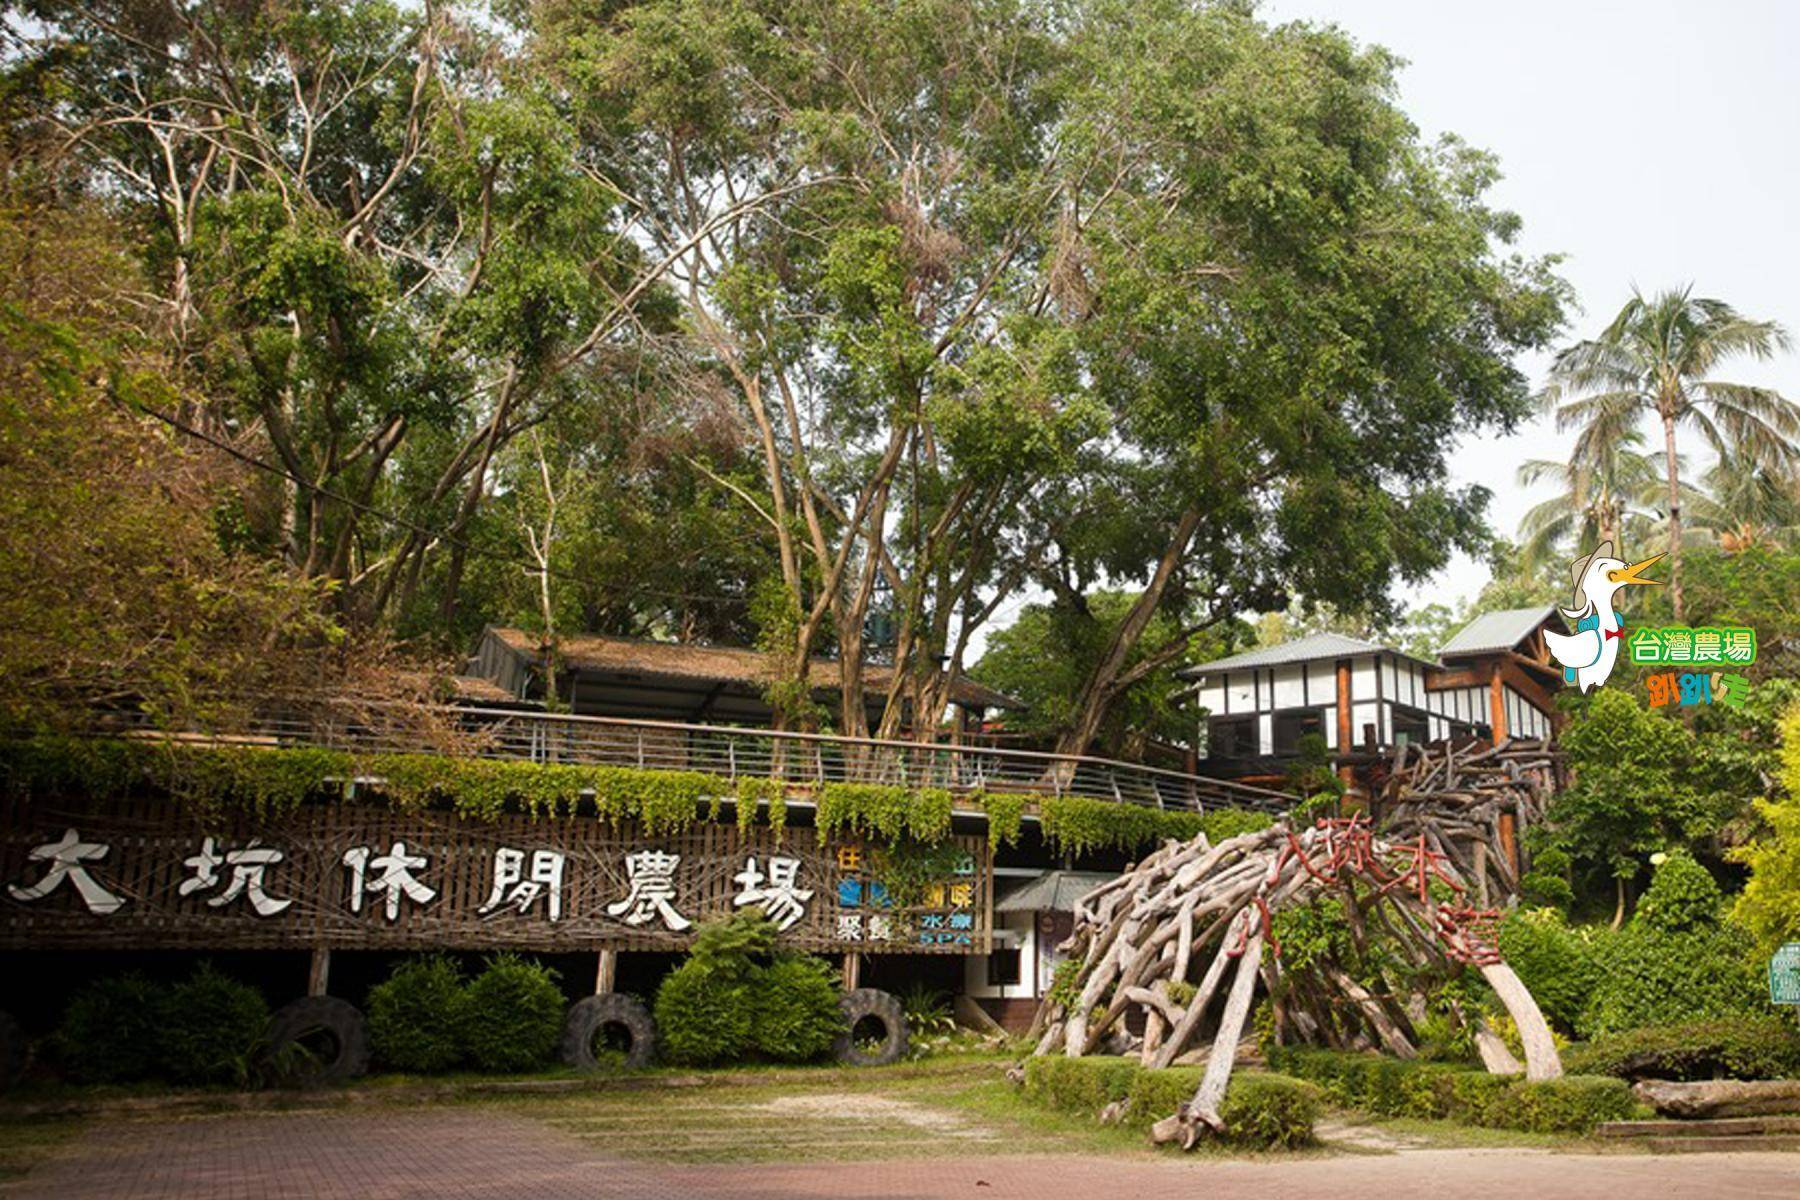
[1054,505,1203,759]
[1659,405,1684,622]
[1634,1079,1800,1119]
[1478,961,1562,1082]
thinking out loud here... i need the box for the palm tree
[1686,454,1800,553]
[1541,286,1798,620]
[1516,427,1664,570]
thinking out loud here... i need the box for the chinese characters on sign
[1628,625,1756,667]
[180,838,292,916]
[1644,671,1751,709]
[605,849,691,931]
[7,828,124,915]
[3,805,987,954]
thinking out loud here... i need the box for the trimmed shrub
[1505,1075,1639,1133]
[1219,1073,1324,1149]
[55,973,170,1083]
[1495,908,1606,1035]
[1021,1056,1320,1148]
[1635,849,1723,934]
[1023,1055,1140,1113]
[1565,1017,1800,1082]
[1266,1047,1637,1134]
[750,956,845,1062]
[367,956,466,1073]
[457,955,564,1073]
[655,958,753,1065]
[158,964,270,1085]
[1580,922,1767,1037]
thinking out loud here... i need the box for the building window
[1392,707,1430,746]
[987,948,1021,987]
[1208,716,1255,758]
[1272,709,1325,754]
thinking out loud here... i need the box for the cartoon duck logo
[1542,541,1664,693]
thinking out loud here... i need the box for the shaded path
[12,1108,1800,1199]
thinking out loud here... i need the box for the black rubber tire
[0,1011,25,1091]
[560,993,657,1071]
[832,988,909,1067]
[266,996,370,1087]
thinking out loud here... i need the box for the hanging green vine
[0,736,1267,854]
[733,776,786,837]
[977,790,1028,849]
[1038,793,1275,856]
[815,782,956,844]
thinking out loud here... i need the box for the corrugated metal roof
[994,870,1120,914]
[1438,606,1558,658]
[1178,631,1392,677]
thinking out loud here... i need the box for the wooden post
[1335,659,1352,752]
[1488,666,1509,741]
[595,948,618,995]
[842,951,861,991]
[307,947,331,997]
[1497,811,1519,878]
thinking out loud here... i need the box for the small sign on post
[1769,942,1800,1006]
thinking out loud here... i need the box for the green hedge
[53,965,268,1086]
[368,956,466,1072]
[1265,1047,1638,1133]
[1038,794,1274,856]
[1020,1056,1320,1148]
[1565,1018,1800,1082]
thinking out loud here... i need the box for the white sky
[1260,0,1800,611]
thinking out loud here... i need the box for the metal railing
[100,704,1298,815]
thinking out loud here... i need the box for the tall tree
[1515,428,1664,569]
[1032,0,1565,756]
[1542,286,1798,620]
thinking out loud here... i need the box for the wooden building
[1180,607,1565,779]
[465,625,1015,732]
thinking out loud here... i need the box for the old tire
[561,993,656,1071]
[833,988,909,1067]
[0,1011,25,1091]
[266,996,370,1087]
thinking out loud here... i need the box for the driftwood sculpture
[1031,789,1565,1149]
[1376,737,1558,906]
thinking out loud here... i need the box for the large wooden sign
[0,796,990,955]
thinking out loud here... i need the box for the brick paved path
[14,1108,1800,1199]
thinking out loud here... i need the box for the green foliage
[1547,689,1711,896]
[54,974,169,1083]
[899,984,957,1040]
[1039,795,1269,856]
[817,783,955,844]
[653,912,774,1066]
[0,737,742,833]
[1579,920,1768,1038]
[368,956,468,1073]
[1021,1057,1321,1148]
[1634,849,1723,934]
[1265,1048,1637,1133]
[980,791,1028,849]
[655,956,753,1067]
[749,957,845,1063]
[972,593,1245,753]
[1732,704,1800,952]
[456,955,565,1073]
[1495,908,1607,1035]
[1519,843,1576,912]
[865,840,968,909]
[157,964,271,1086]
[1565,1018,1800,1082]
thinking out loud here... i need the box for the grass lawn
[0,1115,86,1189]
[483,1054,1346,1165]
